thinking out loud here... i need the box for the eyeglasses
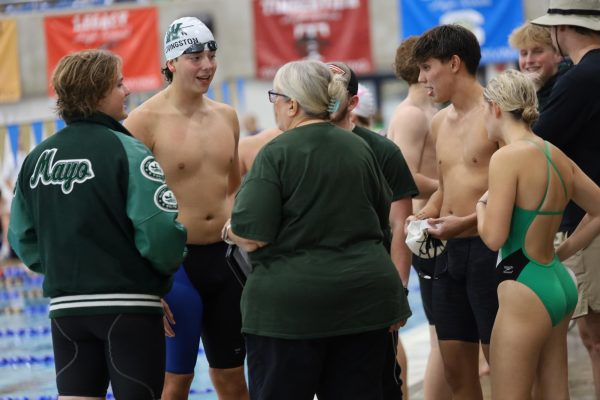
[268,90,290,103]
[183,40,218,55]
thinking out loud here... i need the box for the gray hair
[273,60,348,118]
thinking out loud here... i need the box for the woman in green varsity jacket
[8,50,187,399]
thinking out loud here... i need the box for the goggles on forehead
[183,40,218,55]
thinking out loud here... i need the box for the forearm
[556,214,600,261]
[390,231,411,287]
[225,224,268,253]
[413,174,439,200]
[476,201,494,249]
[389,199,412,286]
[458,212,478,233]
[416,188,442,219]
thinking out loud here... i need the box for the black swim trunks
[432,236,498,343]
[183,242,246,369]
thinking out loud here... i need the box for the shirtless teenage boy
[124,17,247,400]
[411,25,499,400]
[388,36,450,400]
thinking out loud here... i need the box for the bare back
[434,102,498,236]
[507,140,573,263]
[388,89,438,212]
[125,89,241,244]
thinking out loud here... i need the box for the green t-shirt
[352,125,418,201]
[232,122,411,339]
[352,125,419,250]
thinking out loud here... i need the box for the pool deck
[404,321,595,400]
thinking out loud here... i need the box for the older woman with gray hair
[222,59,410,399]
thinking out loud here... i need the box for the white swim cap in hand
[405,219,446,259]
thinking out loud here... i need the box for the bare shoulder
[392,103,428,125]
[429,106,450,139]
[490,142,534,171]
[388,102,428,140]
[431,105,449,124]
[239,127,282,174]
[240,127,281,153]
[124,91,168,147]
[207,98,238,121]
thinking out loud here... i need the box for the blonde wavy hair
[509,22,554,50]
[484,69,540,127]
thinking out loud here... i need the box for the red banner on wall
[253,0,373,79]
[44,7,162,95]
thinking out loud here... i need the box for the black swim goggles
[183,40,218,54]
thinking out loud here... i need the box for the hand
[404,215,417,235]
[389,320,406,332]
[221,219,232,243]
[427,215,467,240]
[478,191,489,205]
[161,299,176,337]
[415,205,437,221]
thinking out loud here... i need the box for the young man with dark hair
[411,24,499,400]
[532,1,600,397]
[388,36,450,400]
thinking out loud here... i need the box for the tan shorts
[555,231,600,318]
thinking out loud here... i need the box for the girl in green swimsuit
[476,69,600,399]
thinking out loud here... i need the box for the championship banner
[400,0,524,64]
[253,0,373,79]
[44,7,162,95]
[0,19,22,103]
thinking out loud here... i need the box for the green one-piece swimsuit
[497,140,578,326]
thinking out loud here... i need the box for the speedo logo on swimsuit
[140,156,165,182]
[29,148,95,194]
[503,265,515,274]
[154,184,178,212]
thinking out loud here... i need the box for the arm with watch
[221,219,268,252]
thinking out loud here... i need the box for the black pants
[52,313,165,399]
[246,329,390,400]
[382,330,403,399]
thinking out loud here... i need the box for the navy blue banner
[400,0,524,64]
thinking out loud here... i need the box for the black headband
[347,69,359,96]
[548,8,600,16]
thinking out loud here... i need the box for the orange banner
[44,7,162,95]
[0,19,22,103]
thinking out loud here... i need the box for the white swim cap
[164,17,216,61]
[405,219,446,259]
[353,84,376,119]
